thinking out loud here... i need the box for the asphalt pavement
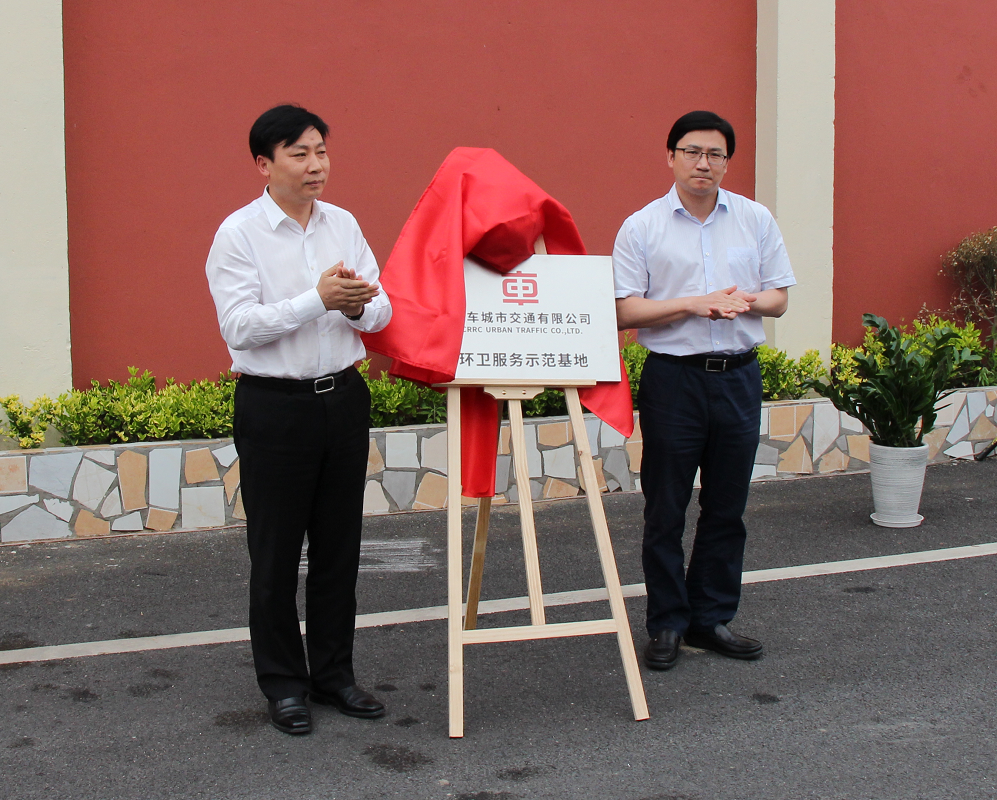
[1,460,996,800]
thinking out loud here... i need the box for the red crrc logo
[502,272,539,305]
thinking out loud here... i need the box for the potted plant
[809,313,978,527]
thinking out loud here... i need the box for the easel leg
[507,398,546,626]
[446,388,465,738]
[464,496,492,630]
[565,388,649,721]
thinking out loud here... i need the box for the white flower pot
[868,442,929,528]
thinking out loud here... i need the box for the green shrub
[756,346,824,401]
[833,315,990,393]
[522,388,567,418]
[521,335,647,417]
[0,395,52,449]
[359,361,446,428]
[910,314,990,388]
[44,368,236,446]
[827,344,861,388]
[621,335,648,406]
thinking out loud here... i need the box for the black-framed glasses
[674,147,728,166]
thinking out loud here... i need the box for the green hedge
[1,368,235,449]
[2,317,992,449]
[756,346,825,401]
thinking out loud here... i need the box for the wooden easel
[444,240,648,738]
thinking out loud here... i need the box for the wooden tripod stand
[444,382,649,737]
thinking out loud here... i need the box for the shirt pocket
[726,247,761,292]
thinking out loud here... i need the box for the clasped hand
[317,261,380,316]
[697,285,756,320]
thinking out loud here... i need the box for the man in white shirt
[206,105,392,734]
[613,111,796,672]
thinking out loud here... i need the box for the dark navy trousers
[637,354,762,637]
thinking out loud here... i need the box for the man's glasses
[674,148,728,166]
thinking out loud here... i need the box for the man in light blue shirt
[613,110,796,671]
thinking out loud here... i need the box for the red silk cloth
[362,147,633,497]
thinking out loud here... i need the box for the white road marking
[740,541,997,583]
[3,541,996,666]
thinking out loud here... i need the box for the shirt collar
[260,187,323,231]
[665,184,729,221]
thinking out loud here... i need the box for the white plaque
[456,254,621,382]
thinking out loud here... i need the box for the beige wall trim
[756,0,836,359]
[0,1,72,400]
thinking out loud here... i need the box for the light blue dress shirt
[612,185,796,355]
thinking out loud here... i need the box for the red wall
[834,0,997,344]
[63,1,757,386]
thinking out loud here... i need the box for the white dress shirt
[612,185,796,355]
[206,188,391,379]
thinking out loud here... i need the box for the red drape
[363,147,633,496]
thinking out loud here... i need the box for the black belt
[239,368,352,394]
[648,349,757,373]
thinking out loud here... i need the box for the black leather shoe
[268,696,311,735]
[310,684,385,718]
[684,623,763,660]
[644,629,681,670]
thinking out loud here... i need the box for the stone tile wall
[0,441,242,543]
[3,389,996,544]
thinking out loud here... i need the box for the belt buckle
[705,357,726,373]
[314,376,335,394]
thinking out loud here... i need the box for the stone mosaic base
[3,389,996,543]
[0,441,241,544]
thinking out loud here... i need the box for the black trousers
[233,368,370,701]
[637,355,762,637]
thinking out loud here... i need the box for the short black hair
[666,110,735,158]
[249,104,330,161]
